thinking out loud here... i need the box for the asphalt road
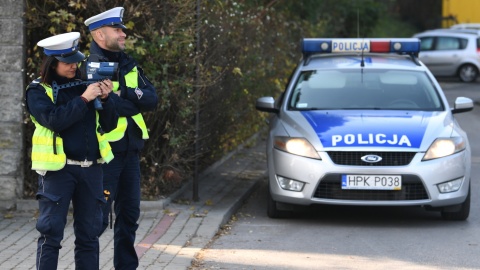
[191,79,480,270]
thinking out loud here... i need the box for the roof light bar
[302,38,421,58]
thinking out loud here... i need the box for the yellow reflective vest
[30,83,114,171]
[103,66,149,142]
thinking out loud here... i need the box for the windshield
[288,70,444,111]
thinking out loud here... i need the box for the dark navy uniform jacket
[26,73,118,162]
[89,41,158,153]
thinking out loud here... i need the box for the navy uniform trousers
[100,150,141,270]
[36,164,105,270]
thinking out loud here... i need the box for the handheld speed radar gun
[80,60,119,110]
[52,55,119,110]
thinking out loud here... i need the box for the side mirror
[452,97,474,114]
[256,97,278,113]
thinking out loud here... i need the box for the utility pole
[193,0,201,201]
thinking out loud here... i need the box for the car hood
[280,110,455,151]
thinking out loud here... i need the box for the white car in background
[450,23,480,30]
[413,29,480,82]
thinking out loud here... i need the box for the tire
[441,187,470,221]
[458,64,478,83]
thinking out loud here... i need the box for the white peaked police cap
[84,7,127,31]
[37,32,85,63]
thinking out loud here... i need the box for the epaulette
[30,78,41,86]
[26,78,42,90]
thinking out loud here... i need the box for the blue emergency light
[302,38,421,59]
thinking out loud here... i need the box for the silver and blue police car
[256,38,474,220]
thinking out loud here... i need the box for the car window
[289,70,443,111]
[419,37,434,51]
[435,36,468,50]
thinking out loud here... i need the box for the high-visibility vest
[30,83,114,171]
[103,66,149,142]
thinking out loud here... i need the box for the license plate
[341,174,402,190]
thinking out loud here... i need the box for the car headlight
[422,137,465,161]
[274,136,321,159]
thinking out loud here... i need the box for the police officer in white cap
[85,7,158,270]
[25,32,118,270]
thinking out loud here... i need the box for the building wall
[0,0,25,209]
[443,0,480,26]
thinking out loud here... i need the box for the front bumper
[268,148,470,208]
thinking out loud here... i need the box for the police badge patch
[134,87,143,99]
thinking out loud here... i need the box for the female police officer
[25,32,118,270]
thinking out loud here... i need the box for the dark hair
[39,56,59,86]
[39,56,81,85]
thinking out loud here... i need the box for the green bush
[24,0,409,199]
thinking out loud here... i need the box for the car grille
[313,174,429,201]
[327,151,416,166]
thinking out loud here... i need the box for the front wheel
[458,64,478,83]
[441,187,470,221]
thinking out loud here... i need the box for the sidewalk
[0,134,267,270]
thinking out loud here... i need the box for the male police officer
[84,7,158,269]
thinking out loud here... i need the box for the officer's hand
[99,79,113,99]
[82,83,102,102]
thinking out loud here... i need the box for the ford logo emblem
[361,155,382,163]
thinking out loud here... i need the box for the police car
[256,38,474,220]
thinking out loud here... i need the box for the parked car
[413,30,480,82]
[450,23,480,30]
[256,38,473,220]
